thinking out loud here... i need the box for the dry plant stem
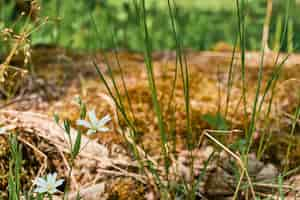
[233,169,245,200]
[56,145,146,183]
[0,95,35,110]
[124,131,158,166]
[283,112,300,125]
[198,129,242,147]
[3,38,21,66]
[255,192,276,198]
[122,130,160,195]
[256,189,292,199]
[97,169,146,183]
[262,0,273,51]
[1,31,28,76]
[59,150,79,190]
[91,174,101,185]
[203,130,256,199]
[110,163,146,183]
[17,135,48,191]
[0,11,47,80]
[253,182,294,190]
[0,41,22,80]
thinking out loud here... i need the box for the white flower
[0,127,5,134]
[33,172,64,194]
[76,109,111,135]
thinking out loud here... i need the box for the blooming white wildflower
[33,172,64,194]
[76,109,111,135]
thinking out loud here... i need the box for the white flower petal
[48,188,59,194]
[34,187,48,194]
[87,129,96,135]
[88,109,98,127]
[52,172,57,179]
[97,115,111,127]
[54,179,64,187]
[49,173,57,185]
[97,127,110,132]
[34,172,62,194]
[34,178,47,187]
[46,173,52,182]
[47,173,55,185]
[76,119,91,128]
[0,128,5,134]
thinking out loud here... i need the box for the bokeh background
[0,0,299,52]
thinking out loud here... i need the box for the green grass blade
[246,43,265,154]
[139,0,169,170]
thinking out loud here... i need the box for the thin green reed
[166,1,179,114]
[109,25,136,121]
[287,19,294,53]
[93,61,136,133]
[166,0,180,167]
[90,11,145,174]
[273,0,291,65]
[278,174,284,200]
[246,44,265,154]
[225,36,238,119]
[256,54,290,159]
[90,14,134,129]
[284,101,300,172]
[139,0,170,172]
[90,14,125,112]
[167,0,192,149]
[55,0,61,44]
[93,62,147,174]
[8,133,21,200]
[273,15,282,52]
[91,13,150,176]
[254,0,291,158]
[235,0,248,126]
[167,1,197,199]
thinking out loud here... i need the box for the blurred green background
[0,0,299,52]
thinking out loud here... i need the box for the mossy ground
[1,46,300,199]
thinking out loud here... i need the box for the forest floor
[0,46,300,199]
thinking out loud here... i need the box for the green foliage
[1,0,298,52]
[202,112,229,130]
[287,19,294,53]
[278,174,284,200]
[230,138,247,153]
[273,15,283,52]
